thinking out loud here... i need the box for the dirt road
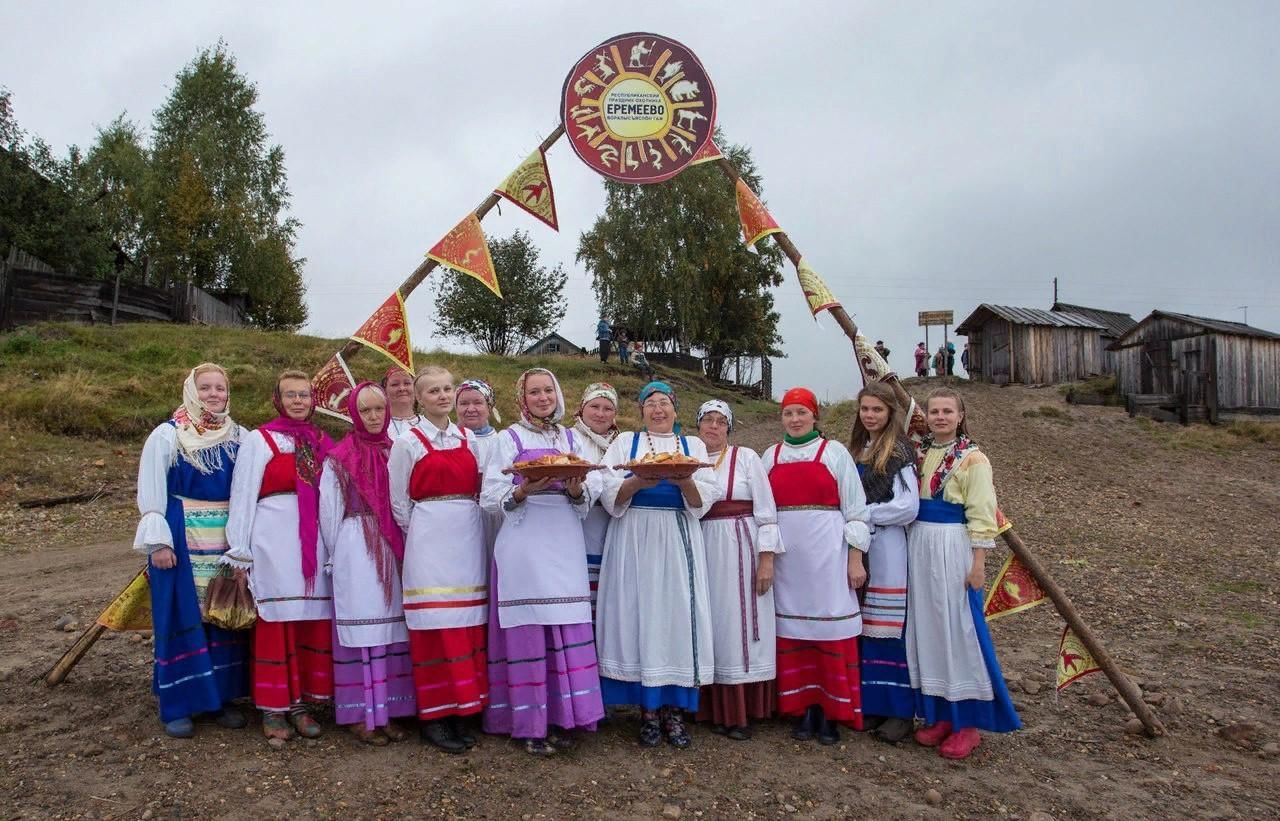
[2,381,1278,819]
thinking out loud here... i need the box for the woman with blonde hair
[134,363,249,738]
[848,381,919,742]
[906,387,1019,759]
[389,365,488,754]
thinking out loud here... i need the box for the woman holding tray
[389,365,489,754]
[479,367,604,756]
[571,382,620,621]
[762,387,871,746]
[596,381,719,749]
[694,399,781,741]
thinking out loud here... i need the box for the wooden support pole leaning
[1002,529,1166,737]
[712,153,1164,738]
[336,124,567,365]
[44,623,108,687]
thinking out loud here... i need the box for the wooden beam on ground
[1002,529,1166,737]
[43,623,108,687]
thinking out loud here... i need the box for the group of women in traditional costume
[135,362,1018,760]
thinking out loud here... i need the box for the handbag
[203,564,257,630]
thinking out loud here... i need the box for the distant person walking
[933,346,947,377]
[616,328,630,365]
[961,344,970,374]
[914,343,928,378]
[596,318,612,364]
[946,342,956,377]
[874,341,890,362]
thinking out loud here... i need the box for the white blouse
[706,446,784,553]
[598,431,720,519]
[479,425,594,522]
[760,437,871,551]
[133,423,246,554]
[388,419,475,532]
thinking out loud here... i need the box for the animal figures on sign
[669,80,699,101]
[593,52,616,81]
[574,76,597,95]
[598,144,619,167]
[624,143,639,171]
[658,60,683,83]
[628,40,652,68]
[577,123,602,142]
[647,144,664,170]
[670,134,692,155]
[675,109,707,131]
[570,105,594,121]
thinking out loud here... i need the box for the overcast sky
[4,0,1277,401]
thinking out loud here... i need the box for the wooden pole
[1002,529,1166,737]
[336,124,567,365]
[44,623,108,687]
[712,153,1164,738]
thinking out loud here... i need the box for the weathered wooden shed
[1051,302,1138,374]
[956,304,1106,385]
[1108,310,1280,421]
[521,332,584,357]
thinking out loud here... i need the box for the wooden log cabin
[956,304,1119,385]
[1108,310,1280,423]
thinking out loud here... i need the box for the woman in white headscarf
[693,400,781,741]
[479,368,605,755]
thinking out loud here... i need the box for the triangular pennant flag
[996,507,1014,536]
[95,569,152,631]
[855,333,895,382]
[350,291,414,374]
[427,214,502,298]
[689,139,724,167]
[313,353,354,422]
[1056,625,1103,691]
[734,178,783,247]
[494,147,559,231]
[795,257,842,318]
[984,553,1047,621]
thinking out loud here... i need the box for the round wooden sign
[561,32,717,184]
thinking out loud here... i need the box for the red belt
[704,500,754,520]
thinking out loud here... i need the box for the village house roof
[1108,310,1280,349]
[1050,302,1138,339]
[956,304,1104,336]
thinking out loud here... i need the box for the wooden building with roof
[1107,310,1280,422]
[956,304,1113,385]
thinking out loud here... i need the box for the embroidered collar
[917,434,976,498]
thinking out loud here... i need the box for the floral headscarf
[172,364,239,474]
[515,368,565,433]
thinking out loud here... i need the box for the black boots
[792,705,839,744]
[420,719,467,754]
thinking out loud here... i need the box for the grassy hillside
[0,323,778,440]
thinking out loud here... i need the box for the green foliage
[1,41,307,330]
[433,230,567,356]
[0,88,114,274]
[0,322,778,441]
[145,42,306,328]
[576,128,784,380]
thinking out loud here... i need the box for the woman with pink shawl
[224,370,336,742]
[318,382,415,744]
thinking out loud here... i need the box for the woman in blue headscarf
[595,381,720,749]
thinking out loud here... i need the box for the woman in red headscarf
[223,369,336,743]
[319,382,414,745]
[762,387,872,746]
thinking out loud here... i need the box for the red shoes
[938,727,982,759]
[913,721,952,747]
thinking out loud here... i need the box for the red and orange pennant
[312,353,354,423]
[795,258,841,318]
[1056,626,1103,691]
[495,147,559,231]
[350,291,414,374]
[689,139,724,167]
[427,214,502,298]
[95,569,152,631]
[734,178,783,247]
[983,553,1047,621]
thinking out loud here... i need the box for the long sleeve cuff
[843,520,871,552]
[219,548,253,571]
[756,522,783,553]
[133,512,172,553]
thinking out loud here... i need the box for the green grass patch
[0,322,777,441]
